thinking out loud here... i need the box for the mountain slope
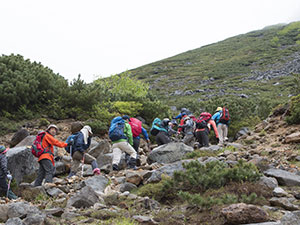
[130,22,300,113]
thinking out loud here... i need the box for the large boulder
[285,132,300,144]
[264,168,300,186]
[221,203,269,224]
[15,136,35,148]
[148,142,193,164]
[6,146,39,184]
[10,129,29,148]
[280,211,300,225]
[235,127,251,139]
[258,176,278,190]
[88,140,111,158]
[70,122,84,134]
[7,202,42,221]
[83,175,109,194]
[67,186,101,208]
[96,153,113,172]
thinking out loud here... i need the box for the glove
[7,174,12,180]
[67,141,73,147]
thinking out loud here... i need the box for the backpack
[150,118,163,136]
[31,132,52,158]
[196,112,212,129]
[219,108,230,124]
[109,117,127,141]
[129,118,142,138]
[65,132,80,154]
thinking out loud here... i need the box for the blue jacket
[134,127,149,140]
[212,111,230,126]
[74,132,91,153]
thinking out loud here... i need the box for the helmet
[162,118,170,126]
[181,108,187,113]
[216,107,222,112]
[46,124,59,131]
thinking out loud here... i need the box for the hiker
[195,113,219,148]
[174,108,188,120]
[156,118,172,146]
[212,107,230,145]
[109,116,137,171]
[34,124,68,186]
[68,125,100,177]
[178,116,195,147]
[0,146,17,199]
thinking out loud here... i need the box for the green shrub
[39,118,50,127]
[286,94,300,124]
[86,119,109,136]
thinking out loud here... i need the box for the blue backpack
[109,117,127,141]
[150,118,168,136]
[65,132,80,154]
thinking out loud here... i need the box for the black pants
[156,131,171,146]
[195,128,209,148]
[34,159,55,186]
[0,176,8,194]
[133,137,140,153]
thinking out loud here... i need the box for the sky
[1,0,300,83]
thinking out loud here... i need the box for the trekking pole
[81,153,85,177]
[6,179,11,199]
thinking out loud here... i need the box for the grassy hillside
[129,21,300,134]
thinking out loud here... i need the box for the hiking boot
[128,157,137,170]
[112,164,119,171]
[93,168,101,175]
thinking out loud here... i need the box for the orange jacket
[195,120,219,139]
[38,132,68,165]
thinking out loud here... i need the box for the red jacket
[195,120,219,139]
[38,132,67,165]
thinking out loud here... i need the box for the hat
[0,145,9,154]
[216,107,222,112]
[122,115,131,122]
[83,125,93,134]
[46,124,59,131]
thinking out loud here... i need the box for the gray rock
[10,129,29,148]
[126,171,143,186]
[23,213,45,225]
[83,175,109,194]
[285,132,300,144]
[281,211,300,225]
[120,182,137,193]
[67,186,101,208]
[200,145,221,152]
[46,187,66,198]
[54,161,68,176]
[258,176,278,190]
[270,197,299,211]
[61,211,81,220]
[5,217,24,225]
[44,208,64,217]
[15,136,35,148]
[226,142,245,150]
[0,204,9,222]
[141,197,160,210]
[88,140,111,158]
[244,222,280,225]
[133,215,157,225]
[148,142,193,164]
[96,153,113,173]
[7,202,40,219]
[264,169,300,186]
[236,127,251,139]
[273,187,288,197]
[6,146,39,184]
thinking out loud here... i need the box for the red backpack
[196,112,212,129]
[219,108,230,124]
[31,132,51,158]
[129,118,142,138]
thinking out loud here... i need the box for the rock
[258,176,278,190]
[270,197,299,211]
[244,222,280,225]
[23,213,45,225]
[96,153,113,173]
[7,202,40,219]
[54,161,68,176]
[10,129,29,147]
[88,140,111,158]
[15,136,35,148]
[19,185,47,201]
[148,143,193,164]
[141,197,160,210]
[61,211,81,220]
[6,146,39,184]
[221,203,269,224]
[226,142,245,150]
[67,186,101,208]
[226,154,236,161]
[44,208,64,217]
[119,182,137,193]
[200,145,221,152]
[249,157,270,172]
[236,127,251,139]
[83,175,109,194]
[133,215,158,225]
[5,218,24,225]
[280,211,300,224]
[273,187,288,197]
[0,204,9,222]
[264,168,300,186]
[285,132,300,144]
[126,171,143,186]
[46,187,66,198]
[70,122,83,134]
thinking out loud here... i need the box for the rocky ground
[2,110,300,224]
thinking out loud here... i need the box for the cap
[46,124,59,131]
[83,125,93,134]
[216,107,222,112]
[122,115,131,122]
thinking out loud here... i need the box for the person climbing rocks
[0,145,17,199]
[212,107,230,146]
[156,118,172,146]
[109,116,137,171]
[34,124,68,186]
[178,116,195,147]
[68,125,101,177]
[195,112,219,148]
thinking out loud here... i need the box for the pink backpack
[31,132,51,157]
